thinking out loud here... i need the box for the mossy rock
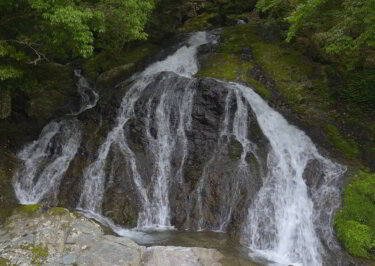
[0,90,11,119]
[198,53,250,81]
[0,258,11,266]
[25,63,78,121]
[334,171,375,259]
[215,23,324,105]
[228,138,243,160]
[197,52,270,99]
[30,244,49,265]
[323,124,360,160]
[0,149,19,223]
[82,43,159,82]
[97,63,136,90]
[179,13,220,32]
[14,204,42,216]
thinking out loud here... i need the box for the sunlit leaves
[286,0,329,41]
[0,65,23,81]
[0,0,154,69]
[258,0,375,56]
[97,0,154,50]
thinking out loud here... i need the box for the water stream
[13,70,97,204]
[77,32,208,229]
[12,32,347,266]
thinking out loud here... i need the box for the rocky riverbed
[0,207,223,266]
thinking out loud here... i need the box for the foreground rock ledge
[0,207,223,266]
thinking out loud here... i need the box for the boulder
[0,207,224,266]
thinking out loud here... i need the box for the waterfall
[78,32,209,229]
[13,70,97,204]
[231,83,345,266]
[193,80,344,264]
[11,31,347,266]
[13,120,81,204]
[72,69,99,115]
[137,78,197,228]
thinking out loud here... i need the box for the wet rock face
[0,208,223,266]
[53,72,271,233]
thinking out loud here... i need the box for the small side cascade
[232,82,345,266]
[13,70,99,205]
[13,120,81,204]
[72,69,99,115]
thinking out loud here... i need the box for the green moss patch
[82,42,159,81]
[197,53,270,99]
[228,138,243,160]
[0,258,10,266]
[246,78,270,99]
[324,124,360,159]
[31,244,49,265]
[14,204,42,216]
[215,23,331,106]
[335,171,375,259]
[199,23,318,102]
[179,13,219,33]
[198,53,250,80]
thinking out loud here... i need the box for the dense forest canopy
[0,0,154,81]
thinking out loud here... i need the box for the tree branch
[5,40,49,65]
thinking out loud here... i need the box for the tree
[0,0,154,82]
[257,0,375,56]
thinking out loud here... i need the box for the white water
[196,87,261,232]
[137,78,196,228]
[72,69,99,115]
[11,31,346,266]
[231,83,345,266]
[13,120,81,204]
[13,70,98,204]
[78,32,209,229]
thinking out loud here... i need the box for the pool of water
[122,230,261,265]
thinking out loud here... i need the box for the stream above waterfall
[11,31,350,266]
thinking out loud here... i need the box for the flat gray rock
[0,207,223,266]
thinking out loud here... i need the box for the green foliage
[335,171,375,259]
[96,0,154,50]
[255,0,375,110]
[257,0,375,57]
[0,66,23,81]
[286,0,329,41]
[0,0,154,82]
[256,0,290,15]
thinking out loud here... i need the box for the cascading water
[72,69,99,115]
[77,32,209,229]
[11,30,347,266]
[231,83,346,266]
[137,78,197,228]
[13,70,97,204]
[13,120,81,204]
